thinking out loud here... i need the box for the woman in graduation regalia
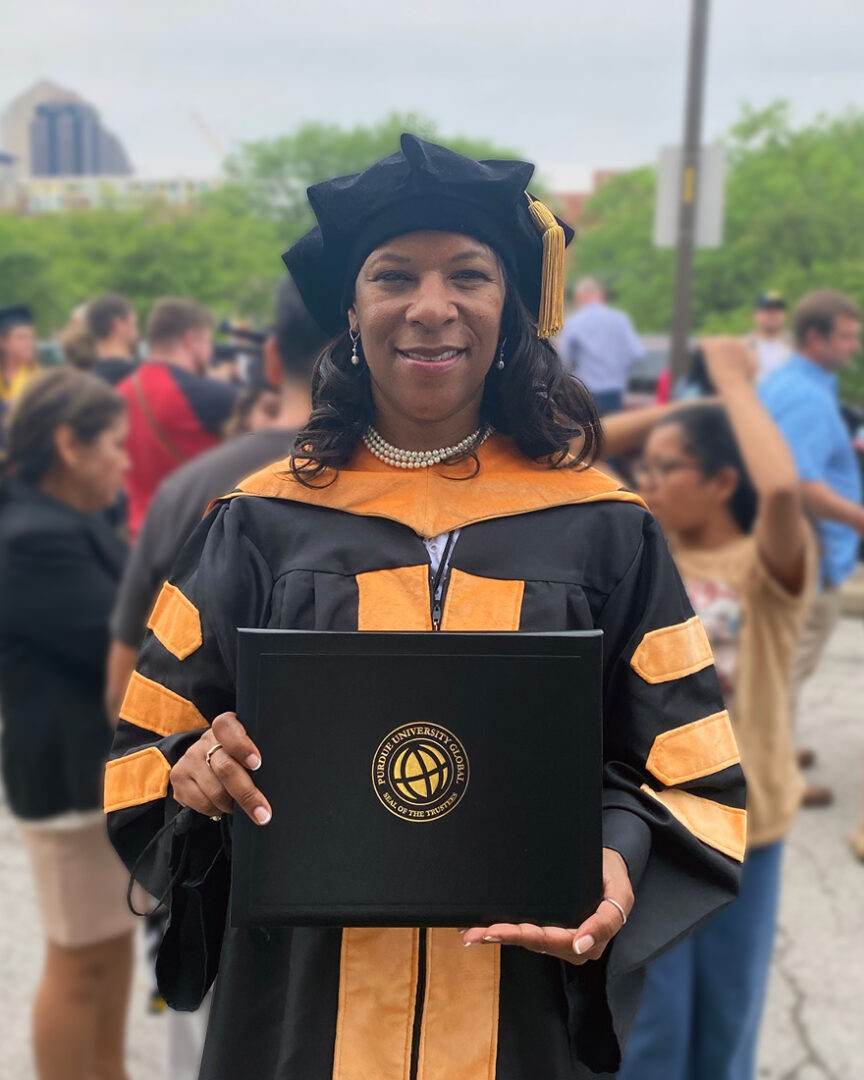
[106,135,746,1079]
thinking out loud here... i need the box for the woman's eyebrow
[365,247,494,270]
[366,252,412,269]
[449,249,494,263]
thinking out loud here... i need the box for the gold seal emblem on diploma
[372,724,469,821]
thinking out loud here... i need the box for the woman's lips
[397,348,464,373]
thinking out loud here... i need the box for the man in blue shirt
[761,289,862,806]
[557,278,644,415]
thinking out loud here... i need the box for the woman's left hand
[460,848,633,965]
[700,336,758,389]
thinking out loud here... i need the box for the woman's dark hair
[290,276,602,484]
[3,368,125,487]
[656,404,758,532]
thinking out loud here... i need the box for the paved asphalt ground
[1,620,862,1079]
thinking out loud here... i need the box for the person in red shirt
[117,298,236,541]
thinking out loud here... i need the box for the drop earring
[350,328,361,366]
[496,338,506,370]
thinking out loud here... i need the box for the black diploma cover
[231,630,603,928]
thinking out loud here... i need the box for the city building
[0,80,219,213]
[30,103,89,177]
[29,102,130,178]
[0,79,76,180]
[1,79,131,180]
[30,101,131,177]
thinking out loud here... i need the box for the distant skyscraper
[0,79,75,179]
[99,130,129,175]
[29,101,131,177]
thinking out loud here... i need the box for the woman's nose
[405,274,457,328]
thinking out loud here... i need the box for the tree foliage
[576,102,864,345]
[6,103,864,396]
[205,111,525,242]
[0,203,278,330]
[0,113,523,334]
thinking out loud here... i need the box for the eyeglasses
[634,459,703,484]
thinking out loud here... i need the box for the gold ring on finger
[205,742,224,770]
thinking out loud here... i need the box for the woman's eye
[373,270,412,283]
[453,270,490,282]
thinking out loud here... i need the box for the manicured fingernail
[464,941,476,947]
[574,934,595,955]
[482,936,503,943]
[253,807,271,825]
[246,754,261,771]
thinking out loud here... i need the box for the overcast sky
[4,0,864,187]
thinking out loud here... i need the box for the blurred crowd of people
[0,274,862,1080]
[0,284,327,1080]
[561,283,864,1079]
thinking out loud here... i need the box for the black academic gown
[106,435,745,1079]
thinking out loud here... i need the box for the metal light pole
[670,0,711,382]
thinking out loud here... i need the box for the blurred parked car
[625,335,678,407]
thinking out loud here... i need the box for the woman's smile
[396,346,466,374]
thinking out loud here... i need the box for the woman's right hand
[169,712,272,825]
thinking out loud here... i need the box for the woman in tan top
[618,338,814,1080]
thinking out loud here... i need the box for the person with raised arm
[619,337,815,1080]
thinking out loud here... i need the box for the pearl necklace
[362,425,493,469]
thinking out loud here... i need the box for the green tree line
[576,102,864,334]
[575,102,864,401]
[0,113,521,333]
[3,103,864,400]
[0,203,278,332]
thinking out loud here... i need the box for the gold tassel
[526,196,566,339]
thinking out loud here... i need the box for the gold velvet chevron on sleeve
[147,583,203,660]
[104,746,172,814]
[630,617,745,862]
[119,671,208,739]
[645,711,740,787]
[640,785,747,863]
[630,616,713,685]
